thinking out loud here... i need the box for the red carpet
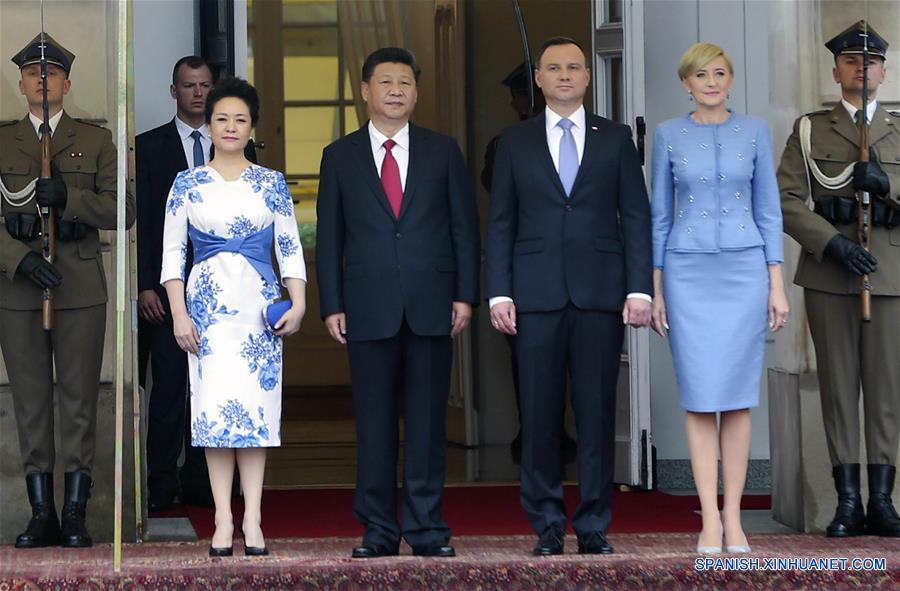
[5,533,896,590]
[155,486,770,539]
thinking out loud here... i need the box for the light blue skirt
[663,248,768,412]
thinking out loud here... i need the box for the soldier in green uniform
[0,34,135,548]
[778,21,900,538]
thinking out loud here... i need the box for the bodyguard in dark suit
[486,37,652,556]
[316,47,480,558]
[136,56,255,510]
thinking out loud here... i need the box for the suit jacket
[136,118,256,295]
[778,104,900,295]
[485,112,652,313]
[315,123,480,342]
[0,112,135,310]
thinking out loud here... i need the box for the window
[248,0,360,249]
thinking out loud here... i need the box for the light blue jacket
[650,111,784,269]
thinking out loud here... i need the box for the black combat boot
[865,464,900,537]
[60,471,93,547]
[825,464,866,537]
[15,472,61,548]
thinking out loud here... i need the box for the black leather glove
[824,233,878,276]
[16,251,62,289]
[853,156,890,198]
[35,167,67,210]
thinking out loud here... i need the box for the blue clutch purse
[263,300,292,333]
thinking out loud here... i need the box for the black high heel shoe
[244,545,269,556]
[209,545,233,557]
[240,524,269,557]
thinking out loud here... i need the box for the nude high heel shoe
[696,522,723,554]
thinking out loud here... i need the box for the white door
[592,0,652,489]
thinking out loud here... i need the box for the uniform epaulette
[804,109,830,117]
[73,118,107,129]
[0,120,17,128]
[887,110,900,118]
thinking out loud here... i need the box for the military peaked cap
[825,20,889,59]
[11,32,75,74]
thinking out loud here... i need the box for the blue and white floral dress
[160,164,306,447]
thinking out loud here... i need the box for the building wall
[133,0,197,135]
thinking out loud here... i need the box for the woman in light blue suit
[650,43,789,554]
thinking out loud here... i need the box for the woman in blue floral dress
[161,78,307,556]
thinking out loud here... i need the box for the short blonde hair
[677,43,733,80]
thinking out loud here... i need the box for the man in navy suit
[316,47,480,558]
[486,37,652,556]
[136,56,255,510]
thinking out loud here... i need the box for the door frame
[592,0,652,489]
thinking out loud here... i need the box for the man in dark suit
[136,55,255,510]
[316,47,480,558]
[486,37,652,556]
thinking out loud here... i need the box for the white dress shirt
[490,105,651,309]
[174,116,212,169]
[28,109,63,138]
[368,121,410,191]
[841,98,877,124]
[545,104,587,170]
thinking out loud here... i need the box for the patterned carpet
[1,533,898,589]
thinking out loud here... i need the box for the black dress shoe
[577,532,614,555]
[351,545,399,558]
[209,545,233,557]
[533,527,564,556]
[245,545,269,556]
[412,544,456,557]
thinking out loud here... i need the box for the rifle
[38,24,56,331]
[857,19,872,322]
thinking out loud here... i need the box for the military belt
[814,196,899,229]
[4,213,89,242]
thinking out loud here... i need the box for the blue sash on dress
[189,223,277,284]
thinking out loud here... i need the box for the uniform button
[565,204,573,211]
[395,232,402,239]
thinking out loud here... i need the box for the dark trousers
[0,305,106,475]
[516,304,623,537]
[347,320,453,550]
[138,312,189,496]
[805,290,900,466]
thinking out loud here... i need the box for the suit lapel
[51,112,77,159]
[350,125,396,221]
[533,114,567,199]
[869,105,895,148]
[830,104,860,148]
[569,116,602,201]
[397,124,424,221]
[14,116,41,164]
[166,119,189,171]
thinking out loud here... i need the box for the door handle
[636,116,646,166]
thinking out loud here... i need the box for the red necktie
[381,139,403,218]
